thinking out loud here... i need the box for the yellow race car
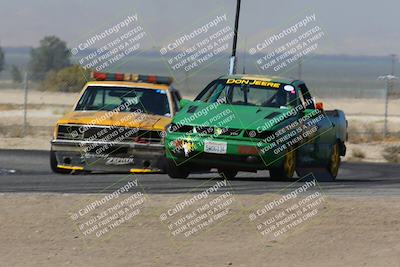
[50,72,183,174]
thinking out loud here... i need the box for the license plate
[204,140,227,154]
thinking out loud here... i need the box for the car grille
[170,124,194,133]
[57,124,162,143]
[195,126,215,135]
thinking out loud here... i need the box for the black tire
[218,169,238,179]
[50,150,71,174]
[296,142,341,182]
[166,160,189,179]
[327,142,341,179]
[316,142,341,181]
[269,148,296,179]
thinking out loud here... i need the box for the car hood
[173,101,293,131]
[57,111,171,131]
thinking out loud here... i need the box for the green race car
[165,74,347,181]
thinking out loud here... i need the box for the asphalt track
[0,149,399,196]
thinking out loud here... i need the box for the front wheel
[269,148,296,179]
[166,160,189,179]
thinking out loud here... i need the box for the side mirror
[315,102,324,110]
[179,99,192,109]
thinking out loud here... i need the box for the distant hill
[0,47,397,98]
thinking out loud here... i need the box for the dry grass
[348,122,400,143]
[382,145,400,163]
[351,148,366,159]
[0,103,70,111]
[51,108,69,116]
[0,125,53,138]
[0,103,18,110]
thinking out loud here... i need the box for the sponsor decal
[226,79,281,88]
[105,157,135,165]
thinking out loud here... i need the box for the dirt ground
[346,142,397,163]
[0,193,399,267]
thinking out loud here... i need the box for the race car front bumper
[51,139,165,173]
[165,134,286,170]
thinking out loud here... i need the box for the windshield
[195,79,297,108]
[75,86,171,116]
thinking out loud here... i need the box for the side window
[196,80,219,102]
[91,88,105,108]
[297,87,306,107]
[216,84,228,102]
[299,84,315,109]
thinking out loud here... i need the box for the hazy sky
[1,0,399,56]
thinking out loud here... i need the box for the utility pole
[384,77,389,137]
[22,71,28,137]
[391,54,396,76]
[229,0,241,75]
[386,54,397,136]
[378,54,397,137]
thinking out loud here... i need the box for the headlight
[165,123,173,133]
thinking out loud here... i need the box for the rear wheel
[166,160,189,179]
[324,142,341,180]
[297,142,341,182]
[269,148,296,179]
[218,169,238,179]
[50,150,71,174]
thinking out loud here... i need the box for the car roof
[85,81,170,90]
[218,74,301,85]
